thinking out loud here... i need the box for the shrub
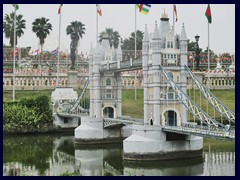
[3,95,53,132]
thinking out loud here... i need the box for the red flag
[205,4,212,24]
[58,4,63,14]
[174,4,178,22]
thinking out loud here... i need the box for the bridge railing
[185,65,235,123]
[109,62,117,69]
[163,125,235,140]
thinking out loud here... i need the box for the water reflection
[124,158,204,176]
[75,144,123,176]
[203,151,235,176]
[3,134,235,176]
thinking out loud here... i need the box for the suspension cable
[193,77,196,123]
[167,84,169,125]
[188,78,191,122]
[174,87,176,126]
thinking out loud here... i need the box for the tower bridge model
[53,11,234,160]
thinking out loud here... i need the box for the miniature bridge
[102,117,234,141]
[56,56,234,141]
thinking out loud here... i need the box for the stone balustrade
[3,71,235,91]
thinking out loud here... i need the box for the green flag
[205,4,212,24]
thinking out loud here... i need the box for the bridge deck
[162,126,235,141]
[100,59,142,72]
[56,112,89,118]
[55,114,235,141]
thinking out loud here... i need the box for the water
[3,134,235,176]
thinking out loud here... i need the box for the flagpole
[173,5,175,34]
[39,42,41,76]
[134,5,137,100]
[13,5,16,101]
[206,20,210,114]
[57,9,62,87]
[96,6,98,46]
[207,22,210,76]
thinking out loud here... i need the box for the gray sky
[3,4,235,54]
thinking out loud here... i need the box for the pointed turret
[101,32,110,50]
[159,9,171,48]
[152,21,161,66]
[179,23,188,66]
[89,42,94,65]
[153,21,160,39]
[89,42,94,56]
[116,43,122,55]
[117,43,122,68]
[142,25,149,56]
[180,23,188,41]
[143,24,149,42]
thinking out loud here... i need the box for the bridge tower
[75,33,127,144]
[89,32,122,119]
[143,11,187,127]
[123,11,203,160]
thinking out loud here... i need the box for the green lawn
[3,88,235,150]
[3,89,235,119]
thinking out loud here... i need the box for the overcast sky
[3,4,235,54]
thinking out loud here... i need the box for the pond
[3,134,235,176]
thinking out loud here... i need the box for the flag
[51,48,59,56]
[33,49,39,55]
[136,4,151,14]
[58,4,63,14]
[96,4,102,16]
[205,4,212,24]
[12,4,19,10]
[174,4,178,22]
[11,48,18,55]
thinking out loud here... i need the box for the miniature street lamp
[194,34,200,70]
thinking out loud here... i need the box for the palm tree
[121,30,143,50]
[66,21,86,69]
[32,17,52,52]
[3,12,26,47]
[99,28,121,49]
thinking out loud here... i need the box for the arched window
[150,119,153,125]
[106,78,111,86]
[167,41,170,48]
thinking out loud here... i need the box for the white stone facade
[142,12,188,127]
[123,11,203,160]
[88,34,123,119]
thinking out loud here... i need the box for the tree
[3,12,26,47]
[66,21,86,69]
[187,40,203,52]
[121,30,143,50]
[99,28,121,49]
[32,17,52,52]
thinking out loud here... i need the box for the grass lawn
[3,88,235,150]
[3,89,235,118]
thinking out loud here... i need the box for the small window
[171,42,173,48]
[171,54,173,59]
[167,41,170,48]
[168,92,174,99]
[106,94,112,99]
[106,78,111,86]
[64,117,68,124]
